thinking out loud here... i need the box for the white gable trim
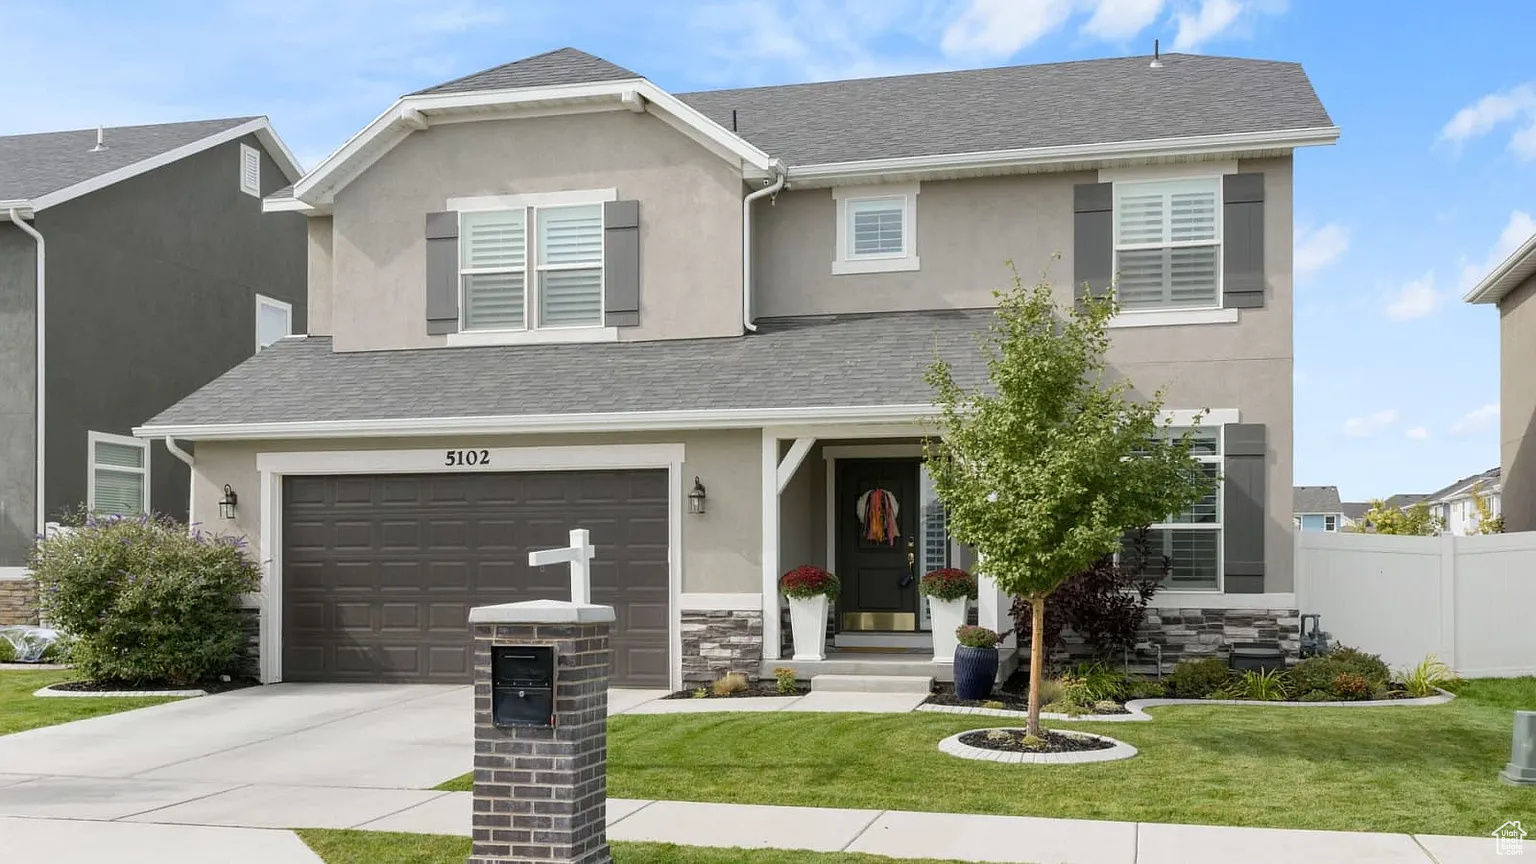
[24,118,302,214]
[291,79,777,206]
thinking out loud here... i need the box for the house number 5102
[445,449,490,467]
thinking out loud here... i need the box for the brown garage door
[281,470,669,686]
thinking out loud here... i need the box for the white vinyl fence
[1295,531,1536,678]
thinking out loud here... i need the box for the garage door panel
[283,470,670,685]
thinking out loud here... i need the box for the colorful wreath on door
[856,488,901,545]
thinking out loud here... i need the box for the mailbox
[491,645,556,728]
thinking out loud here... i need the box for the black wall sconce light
[218,484,239,520]
[688,476,707,515]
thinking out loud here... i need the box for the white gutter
[163,437,195,467]
[742,161,787,332]
[7,207,44,536]
[135,402,936,442]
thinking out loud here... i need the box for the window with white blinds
[832,184,920,275]
[1113,178,1221,311]
[1121,426,1222,590]
[847,197,905,258]
[88,432,149,515]
[460,203,604,331]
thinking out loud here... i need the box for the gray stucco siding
[0,225,37,565]
[39,134,306,522]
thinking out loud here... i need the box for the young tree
[1468,481,1504,534]
[1346,499,1443,535]
[925,270,1214,738]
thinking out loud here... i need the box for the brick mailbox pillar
[467,599,614,864]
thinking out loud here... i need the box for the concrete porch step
[810,674,934,694]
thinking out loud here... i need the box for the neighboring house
[138,48,1335,689]
[1423,467,1501,535]
[1293,485,1345,532]
[0,118,308,622]
[1340,501,1369,530]
[1466,228,1536,531]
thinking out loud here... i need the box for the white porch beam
[775,437,815,494]
[761,430,781,660]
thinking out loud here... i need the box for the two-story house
[137,48,1335,689]
[0,117,307,625]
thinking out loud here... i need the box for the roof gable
[414,47,640,95]
[1293,485,1342,514]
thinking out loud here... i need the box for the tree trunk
[1026,595,1046,738]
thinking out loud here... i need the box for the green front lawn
[298,830,977,864]
[0,669,181,736]
[437,678,1536,835]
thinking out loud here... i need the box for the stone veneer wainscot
[681,609,763,682]
[1054,607,1300,673]
[0,578,38,627]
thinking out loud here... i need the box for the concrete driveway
[0,683,666,830]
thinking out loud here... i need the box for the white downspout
[7,208,44,536]
[164,437,196,530]
[741,161,786,333]
[164,437,194,467]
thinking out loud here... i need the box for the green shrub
[28,512,260,686]
[1072,661,1129,702]
[0,638,14,663]
[955,625,1001,649]
[1330,672,1372,701]
[1398,654,1459,697]
[1231,668,1289,701]
[1125,679,1166,700]
[1166,657,1230,698]
[1298,689,1333,702]
[772,666,798,695]
[1290,646,1389,694]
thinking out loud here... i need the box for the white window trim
[449,189,614,344]
[255,294,293,350]
[1111,175,1223,312]
[1107,307,1240,329]
[832,183,920,275]
[239,143,261,198]
[87,431,150,514]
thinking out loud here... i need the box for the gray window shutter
[1222,173,1265,309]
[425,211,459,335]
[604,200,640,327]
[1073,182,1113,305]
[1223,423,1267,594]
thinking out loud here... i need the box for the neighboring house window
[239,144,261,198]
[458,196,606,332]
[1324,515,1338,532]
[1123,426,1221,590]
[256,295,292,350]
[1113,177,1221,310]
[832,183,920,275]
[88,432,149,515]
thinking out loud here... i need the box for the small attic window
[239,144,261,197]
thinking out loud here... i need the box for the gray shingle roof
[1293,486,1342,514]
[0,117,257,202]
[412,48,640,96]
[142,310,993,429]
[1425,467,1501,502]
[676,53,1332,166]
[1340,502,1370,522]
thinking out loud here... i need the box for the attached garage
[279,468,670,686]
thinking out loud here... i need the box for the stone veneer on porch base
[0,578,39,627]
[1053,607,1300,674]
[681,610,763,682]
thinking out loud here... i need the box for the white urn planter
[789,594,830,661]
[928,597,968,663]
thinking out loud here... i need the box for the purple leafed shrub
[1012,527,1169,660]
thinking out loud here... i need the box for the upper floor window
[256,294,292,350]
[458,195,606,332]
[239,144,261,198]
[832,183,920,275]
[1113,177,1220,311]
[88,432,149,515]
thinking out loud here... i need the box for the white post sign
[529,528,596,605]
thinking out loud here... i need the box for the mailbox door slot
[491,645,556,728]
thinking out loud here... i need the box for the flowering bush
[955,625,1000,649]
[918,568,976,602]
[779,565,839,600]
[29,511,261,686]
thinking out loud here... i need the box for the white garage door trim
[255,444,686,689]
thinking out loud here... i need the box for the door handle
[907,551,916,570]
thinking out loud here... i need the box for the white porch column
[976,572,1017,651]
[761,430,781,661]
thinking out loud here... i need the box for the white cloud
[938,0,1282,60]
[942,0,1077,58]
[1082,0,1167,41]
[1170,0,1241,50]
[1385,271,1441,321]
[1294,222,1349,282]
[1458,210,1536,293]
[1450,404,1499,438]
[1440,83,1536,157]
[1405,426,1430,441]
[1344,409,1398,438]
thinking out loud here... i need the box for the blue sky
[2,0,1531,502]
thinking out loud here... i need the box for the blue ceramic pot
[953,644,998,701]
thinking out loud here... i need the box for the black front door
[836,459,920,631]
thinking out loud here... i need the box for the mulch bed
[662,682,810,700]
[958,729,1115,754]
[925,669,1129,715]
[49,677,260,695]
